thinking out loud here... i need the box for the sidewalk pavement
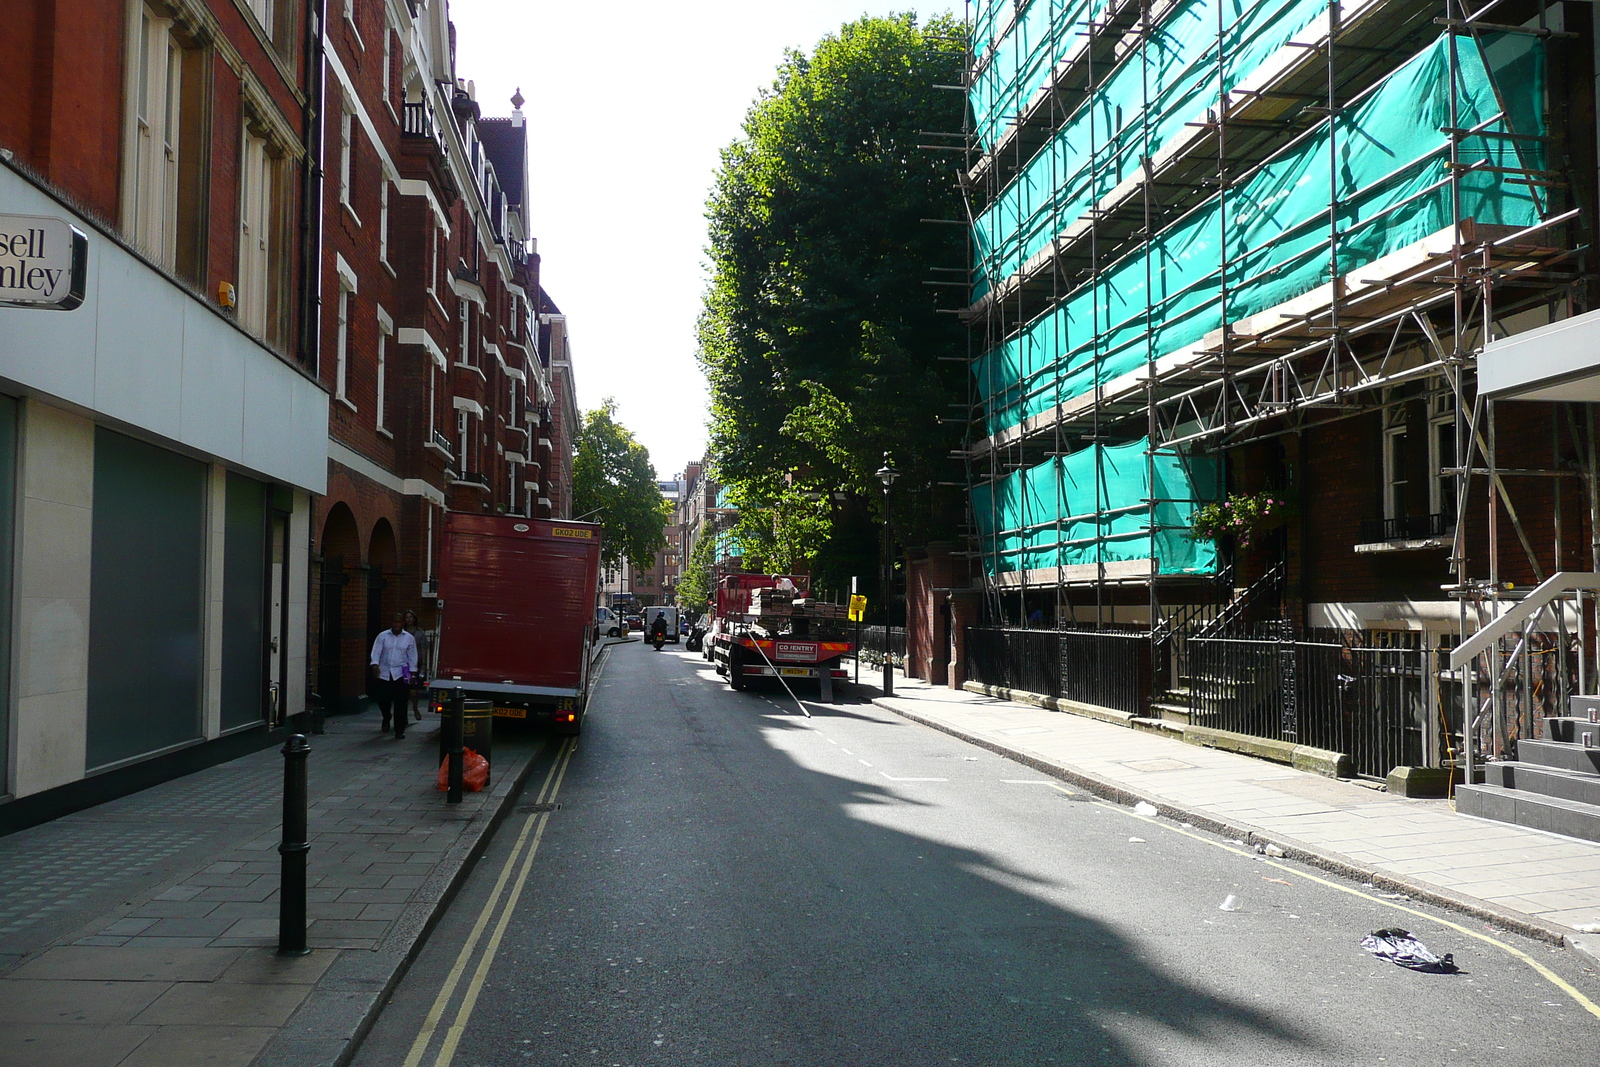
[873,676,1600,956]
[0,709,544,1067]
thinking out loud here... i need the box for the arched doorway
[367,518,400,661]
[318,503,361,713]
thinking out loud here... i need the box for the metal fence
[1188,625,1456,780]
[965,628,1061,697]
[1059,629,1152,717]
[962,622,1578,782]
[966,628,1151,717]
[854,625,907,668]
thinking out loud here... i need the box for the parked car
[626,614,643,632]
[595,606,622,638]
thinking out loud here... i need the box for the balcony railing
[453,471,490,488]
[402,101,448,159]
[429,429,454,459]
[1358,513,1451,543]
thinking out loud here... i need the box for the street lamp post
[876,454,898,697]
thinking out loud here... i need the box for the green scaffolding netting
[970,0,1111,153]
[972,31,1545,439]
[971,0,1334,292]
[971,440,1223,579]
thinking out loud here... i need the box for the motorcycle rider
[649,613,669,650]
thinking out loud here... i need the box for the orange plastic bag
[436,747,489,792]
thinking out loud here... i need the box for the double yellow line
[402,737,578,1067]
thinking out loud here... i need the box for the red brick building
[308,0,570,711]
[0,0,327,824]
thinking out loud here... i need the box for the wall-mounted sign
[0,213,87,311]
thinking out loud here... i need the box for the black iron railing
[966,628,1060,697]
[1188,625,1441,779]
[1358,513,1451,542]
[856,625,907,668]
[1059,628,1153,717]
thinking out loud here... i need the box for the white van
[595,606,622,638]
[642,605,680,643]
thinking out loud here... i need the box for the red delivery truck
[430,513,602,734]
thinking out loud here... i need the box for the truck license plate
[493,707,527,719]
[779,667,811,677]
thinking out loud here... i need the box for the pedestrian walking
[370,612,418,739]
[404,609,432,722]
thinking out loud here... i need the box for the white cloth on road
[370,629,418,681]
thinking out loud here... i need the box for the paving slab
[0,693,556,1067]
[875,676,1600,946]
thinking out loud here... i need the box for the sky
[450,1,958,482]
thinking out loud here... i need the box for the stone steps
[1519,738,1600,776]
[1456,782,1600,844]
[1483,761,1600,808]
[1455,702,1600,841]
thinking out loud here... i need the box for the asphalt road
[352,638,1600,1067]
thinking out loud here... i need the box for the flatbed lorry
[430,513,602,734]
[708,574,852,702]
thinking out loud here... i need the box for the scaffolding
[956,0,1592,746]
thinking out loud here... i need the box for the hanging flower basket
[1190,491,1294,551]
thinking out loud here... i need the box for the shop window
[87,430,205,769]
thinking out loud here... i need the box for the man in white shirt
[370,612,418,739]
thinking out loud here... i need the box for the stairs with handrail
[1451,573,1600,841]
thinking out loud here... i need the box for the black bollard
[277,734,311,956]
[447,688,465,804]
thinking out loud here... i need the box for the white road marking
[1000,779,1054,785]
[880,774,948,782]
[841,748,854,755]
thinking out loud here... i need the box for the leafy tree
[698,13,968,599]
[571,400,671,573]
[676,527,718,614]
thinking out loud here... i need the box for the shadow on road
[501,645,1327,1066]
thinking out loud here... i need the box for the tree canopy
[697,13,968,594]
[571,400,671,573]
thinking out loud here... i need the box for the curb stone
[873,695,1580,951]
[251,738,546,1067]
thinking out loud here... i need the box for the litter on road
[1361,929,1459,974]
[1133,801,1158,816]
[1219,895,1241,911]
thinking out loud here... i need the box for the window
[1383,412,1409,522]
[458,299,469,364]
[376,309,393,433]
[342,0,363,48]
[338,104,356,216]
[428,225,439,299]
[238,129,274,338]
[427,362,437,441]
[334,281,353,403]
[125,6,199,273]
[1428,394,1458,523]
[378,180,390,266]
[244,0,292,52]
[457,411,470,473]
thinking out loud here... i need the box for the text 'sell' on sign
[0,213,88,311]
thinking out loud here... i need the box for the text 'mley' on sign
[0,213,87,311]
